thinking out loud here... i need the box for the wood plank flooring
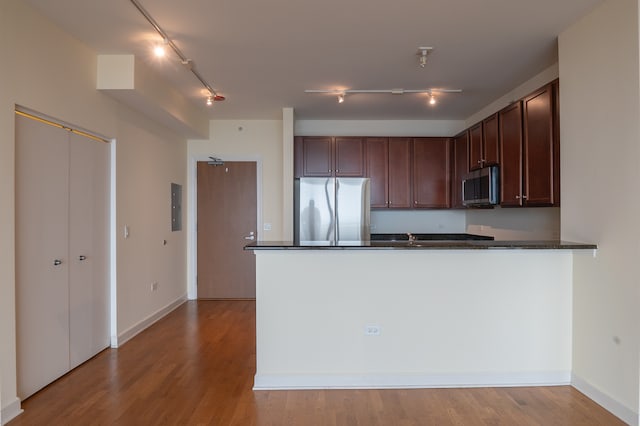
[9,300,625,425]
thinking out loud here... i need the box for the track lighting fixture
[417,47,433,68]
[129,0,225,106]
[305,87,461,106]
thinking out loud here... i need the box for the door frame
[187,154,263,300]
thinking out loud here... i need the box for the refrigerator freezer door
[336,178,370,242]
[298,178,336,243]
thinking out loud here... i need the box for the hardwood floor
[9,301,624,425]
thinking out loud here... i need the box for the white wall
[559,0,640,423]
[114,107,187,341]
[255,250,572,389]
[296,120,465,137]
[188,120,285,240]
[0,1,188,422]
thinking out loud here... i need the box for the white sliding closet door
[16,114,71,399]
[15,112,110,399]
[69,131,110,369]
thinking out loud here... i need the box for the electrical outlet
[364,325,381,336]
[151,282,158,292]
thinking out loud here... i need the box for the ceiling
[25,0,602,121]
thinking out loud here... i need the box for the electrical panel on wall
[171,183,182,231]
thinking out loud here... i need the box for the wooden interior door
[197,161,257,299]
[68,131,110,369]
[15,114,71,399]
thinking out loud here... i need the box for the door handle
[244,231,255,241]
[79,255,87,261]
[53,259,62,266]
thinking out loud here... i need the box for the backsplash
[371,207,560,240]
[466,207,560,240]
[370,210,466,233]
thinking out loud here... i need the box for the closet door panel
[15,114,71,399]
[69,132,111,368]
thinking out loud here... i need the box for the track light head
[206,96,213,106]
[337,93,345,103]
[154,44,166,57]
[417,46,433,68]
[429,94,436,105]
[154,38,168,57]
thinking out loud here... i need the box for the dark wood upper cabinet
[302,136,333,177]
[499,102,524,206]
[298,136,364,177]
[482,113,499,166]
[412,138,451,208]
[334,137,365,176]
[364,138,389,208]
[470,115,499,171]
[469,123,483,171]
[523,83,556,206]
[452,131,469,209]
[388,138,412,209]
[499,81,559,207]
[294,137,304,178]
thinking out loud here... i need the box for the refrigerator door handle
[334,179,339,243]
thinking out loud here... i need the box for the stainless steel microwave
[462,166,499,207]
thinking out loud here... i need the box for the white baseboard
[571,374,637,426]
[112,294,187,348]
[1,397,23,425]
[254,371,571,390]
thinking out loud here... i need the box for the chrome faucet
[407,233,416,243]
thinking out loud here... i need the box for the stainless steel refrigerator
[294,177,370,244]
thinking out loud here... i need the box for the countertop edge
[244,241,598,251]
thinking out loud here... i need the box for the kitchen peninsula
[247,240,595,390]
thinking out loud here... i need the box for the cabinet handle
[79,255,87,261]
[522,195,528,199]
[53,259,62,266]
[515,195,520,199]
[477,160,482,164]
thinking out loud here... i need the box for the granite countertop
[245,240,597,250]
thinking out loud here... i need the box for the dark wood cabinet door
[302,137,333,177]
[469,122,483,171]
[365,138,389,208]
[294,137,303,178]
[388,138,412,208]
[335,137,365,177]
[499,102,524,206]
[523,84,555,206]
[452,131,469,209]
[482,114,499,166]
[412,138,451,208]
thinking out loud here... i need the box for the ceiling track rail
[129,0,218,97]
[14,108,110,144]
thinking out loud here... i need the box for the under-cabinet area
[293,80,559,211]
